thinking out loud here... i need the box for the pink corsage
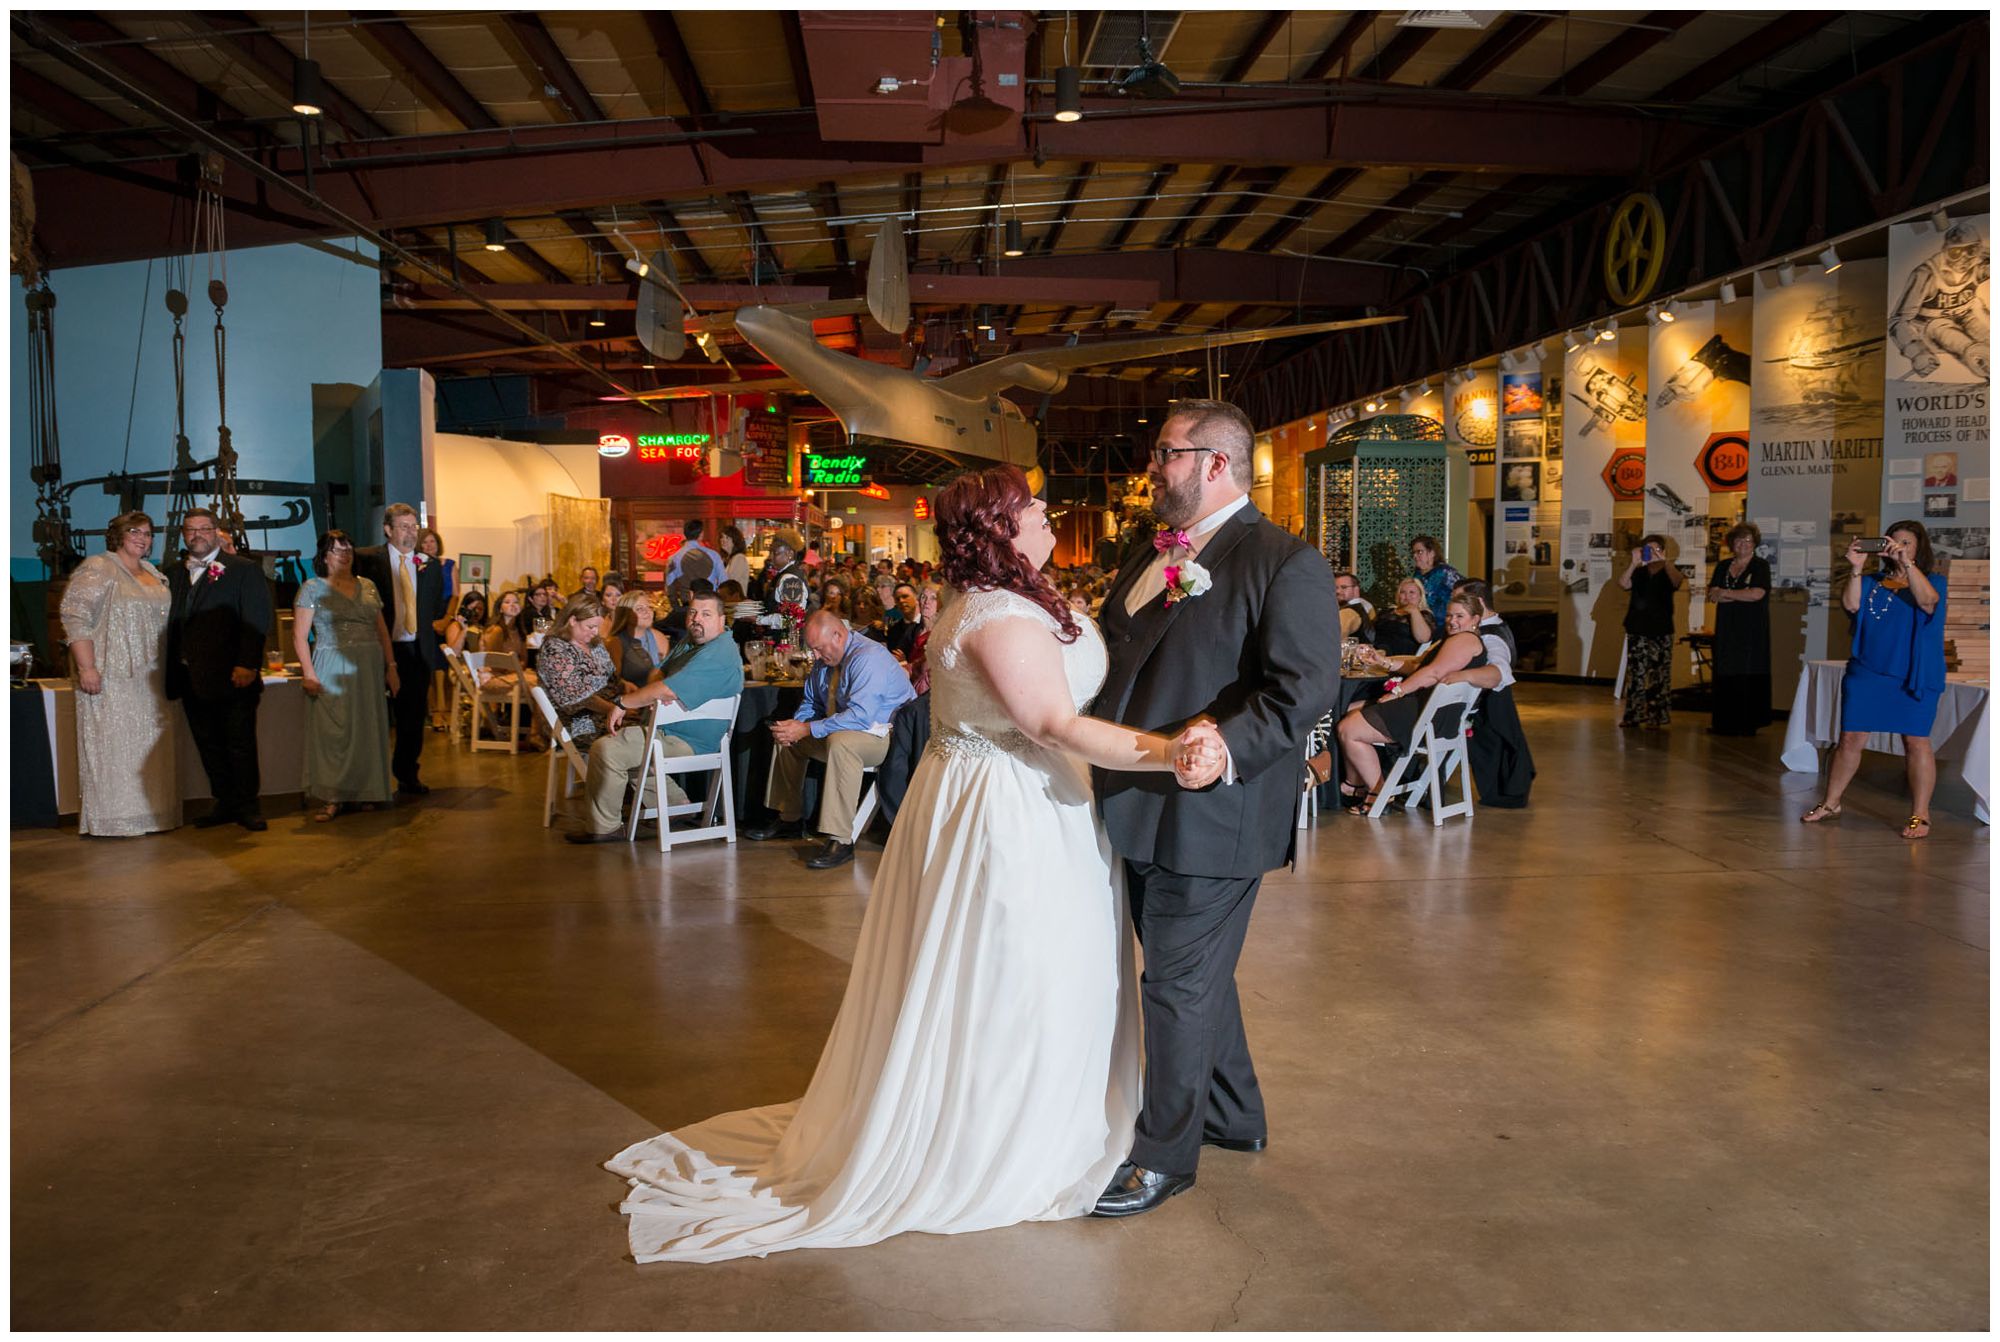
[413,553,429,570]
[1162,559,1212,608]
[1153,528,1190,552]
[205,561,226,583]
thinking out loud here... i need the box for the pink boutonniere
[1162,559,1212,608]
[205,561,226,583]
[412,553,429,570]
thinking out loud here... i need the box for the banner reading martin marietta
[1883,214,1990,560]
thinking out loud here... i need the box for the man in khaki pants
[746,609,915,869]
[565,591,745,844]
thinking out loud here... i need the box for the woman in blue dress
[1801,521,1948,839]
[1409,534,1464,629]
[291,530,400,822]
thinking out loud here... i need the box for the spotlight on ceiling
[1595,321,1616,343]
[588,310,608,328]
[1415,380,1431,398]
[1118,35,1182,98]
[483,219,507,252]
[1931,207,1950,232]
[1776,261,1796,288]
[1003,216,1025,257]
[290,57,325,117]
[1818,243,1842,273]
[1658,302,1675,323]
[975,305,995,333]
[1499,351,1519,373]
[1719,278,1738,305]
[1364,399,1381,413]
[1054,66,1083,122]
[1563,330,1583,353]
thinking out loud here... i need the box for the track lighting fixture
[1931,207,1949,232]
[1776,262,1796,288]
[1564,330,1583,354]
[588,310,607,328]
[1594,321,1616,343]
[483,219,507,252]
[291,57,325,117]
[1003,217,1025,257]
[1719,278,1737,305]
[1818,243,1842,273]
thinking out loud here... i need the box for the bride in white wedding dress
[606,466,1203,1263]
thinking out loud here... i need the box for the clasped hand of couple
[1171,718,1227,790]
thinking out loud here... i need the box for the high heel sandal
[1344,791,1379,816]
[1800,802,1842,823]
[1900,815,1930,840]
[311,802,342,823]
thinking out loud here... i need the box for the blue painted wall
[10,238,383,579]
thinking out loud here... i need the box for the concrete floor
[11,685,1989,1329]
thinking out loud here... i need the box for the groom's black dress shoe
[806,840,855,870]
[1203,1135,1268,1153]
[743,819,805,841]
[1090,1163,1195,1218]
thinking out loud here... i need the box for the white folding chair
[529,685,590,827]
[1298,709,1337,830]
[440,646,480,747]
[848,766,881,843]
[625,694,742,852]
[462,650,525,754]
[1368,682,1481,827]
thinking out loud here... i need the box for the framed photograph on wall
[459,553,492,587]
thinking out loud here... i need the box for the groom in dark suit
[166,507,275,830]
[1091,400,1340,1217]
[354,502,446,796]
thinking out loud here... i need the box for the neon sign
[636,432,710,463]
[858,483,892,501]
[641,533,687,564]
[803,453,869,486]
[598,433,632,458]
[913,497,931,520]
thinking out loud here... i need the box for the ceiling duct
[800,12,1029,146]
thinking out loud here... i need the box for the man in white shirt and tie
[355,503,446,796]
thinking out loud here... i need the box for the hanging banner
[1446,370,1499,464]
[1747,257,1888,707]
[1883,215,1990,561]
[1648,298,1754,635]
[1557,329,1647,677]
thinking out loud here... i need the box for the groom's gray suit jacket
[1092,502,1341,879]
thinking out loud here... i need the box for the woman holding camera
[1802,521,1948,839]
[1618,533,1684,729]
[1707,523,1772,736]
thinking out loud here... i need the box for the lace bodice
[927,587,1106,755]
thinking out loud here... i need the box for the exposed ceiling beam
[1105,165,1178,250]
[1303,12,1380,81]
[642,202,716,283]
[1398,173,1548,256]
[1037,163,1095,256]
[820,181,852,272]
[1223,13,1294,84]
[34,14,261,147]
[1250,167,1365,254]
[188,11,389,140]
[1434,14,1553,93]
[358,18,498,132]
[496,226,574,285]
[972,164,1009,265]
[11,68,141,136]
[1538,11,1699,97]
[1195,165,1286,249]
[1316,172,1453,256]
[779,13,814,107]
[1651,12,1843,105]
[1352,25,1438,84]
[642,12,713,125]
[502,13,604,123]
[1159,167,1236,249]
[902,171,924,265]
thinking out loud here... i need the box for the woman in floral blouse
[534,592,618,748]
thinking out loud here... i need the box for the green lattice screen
[1304,423,1449,609]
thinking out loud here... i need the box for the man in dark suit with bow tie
[354,502,446,796]
[165,508,275,831]
[1090,400,1340,1217]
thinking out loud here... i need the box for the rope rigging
[26,278,78,575]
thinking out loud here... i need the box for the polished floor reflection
[11,685,1988,1329]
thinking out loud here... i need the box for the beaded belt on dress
[927,725,1034,759]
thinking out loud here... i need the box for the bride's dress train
[606,588,1140,1263]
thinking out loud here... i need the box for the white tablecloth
[37,676,307,815]
[1780,659,1989,822]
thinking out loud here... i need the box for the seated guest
[906,586,943,693]
[1333,571,1375,642]
[483,589,533,660]
[1371,577,1434,656]
[817,577,848,622]
[604,591,667,691]
[565,591,746,844]
[1444,579,1534,808]
[600,571,627,607]
[716,579,761,649]
[848,585,891,644]
[578,566,601,596]
[526,581,558,638]
[885,583,925,661]
[745,609,916,869]
[534,593,616,749]
[1336,596,1488,814]
[437,589,487,656]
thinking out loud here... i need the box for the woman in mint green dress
[291,530,400,821]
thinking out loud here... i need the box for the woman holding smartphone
[1802,521,1948,839]
[1707,523,1773,736]
[1618,533,1684,729]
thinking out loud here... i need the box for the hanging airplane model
[609,222,1401,477]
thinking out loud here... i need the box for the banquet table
[1780,659,1989,823]
[23,675,308,822]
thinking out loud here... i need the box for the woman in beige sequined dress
[57,511,180,836]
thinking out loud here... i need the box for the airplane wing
[622,375,805,403]
[929,314,1403,400]
[686,298,872,335]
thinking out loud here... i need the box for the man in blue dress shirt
[567,591,745,844]
[663,518,726,589]
[746,608,915,868]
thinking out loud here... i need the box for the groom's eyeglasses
[1147,447,1217,467]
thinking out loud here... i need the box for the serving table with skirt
[1780,658,1989,822]
[23,674,308,822]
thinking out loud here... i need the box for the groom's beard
[1151,471,1204,529]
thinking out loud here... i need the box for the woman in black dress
[1707,522,1771,736]
[1619,533,1684,729]
[1370,578,1436,657]
[1335,596,1489,813]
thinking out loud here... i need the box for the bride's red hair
[934,465,1080,642]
